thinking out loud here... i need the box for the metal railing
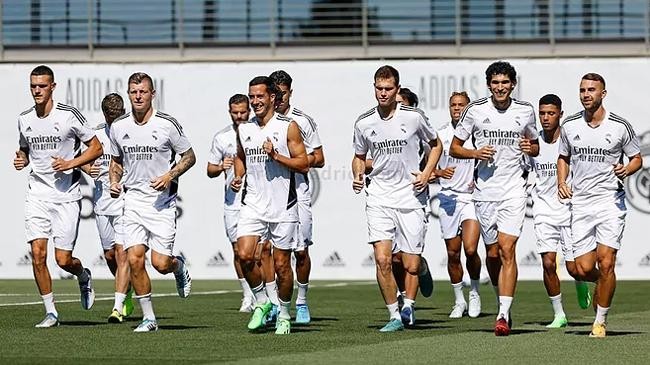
[1,0,649,58]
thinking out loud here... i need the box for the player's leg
[395,207,427,327]
[474,201,500,309]
[562,226,591,310]
[591,244,617,338]
[294,200,313,323]
[445,235,466,318]
[271,223,296,334]
[260,240,280,323]
[148,223,191,299]
[461,218,482,318]
[233,242,255,312]
[400,252,420,327]
[392,253,406,307]
[127,243,157,332]
[541,251,568,328]
[52,201,93,311]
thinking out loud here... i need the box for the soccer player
[530,94,592,329]
[80,93,134,323]
[450,61,539,336]
[207,94,256,313]
[435,91,482,319]
[14,65,103,327]
[231,76,309,335]
[270,70,325,324]
[557,73,643,338]
[108,72,195,333]
[352,65,442,332]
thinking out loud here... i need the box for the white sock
[470,279,480,295]
[135,293,155,321]
[266,281,280,306]
[387,302,400,321]
[403,298,415,309]
[279,299,291,320]
[296,281,309,305]
[498,296,513,321]
[252,283,269,304]
[77,268,89,283]
[549,294,565,317]
[239,278,254,299]
[451,281,465,304]
[41,292,58,317]
[595,305,610,324]
[113,292,127,313]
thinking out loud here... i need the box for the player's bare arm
[150,148,196,191]
[51,136,103,172]
[519,137,540,157]
[207,155,234,178]
[613,153,643,180]
[109,156,124,198]
[13,148,29,170]
[351,154,366,193]
[450,136,495,161]
[556,154,572,199]
[268,121,309,174]
[309,147,325,168]
[231,135,246,192]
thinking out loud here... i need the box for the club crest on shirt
[151,130,159,141]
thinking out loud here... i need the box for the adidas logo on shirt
[207,251,229,267]
[323,251,345,267]
[17,253,32,266]
[639,253,650,266]
[361,253,375,267]
[25,126,32,132]
[573,134,581,141]
[519,251,540,266]
[482,118,491,124]
[123,133,131,140]
[370,130,377,137]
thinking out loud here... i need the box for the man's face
[488,74,515,104]
[275,83,292,113]
[229,102,250,125]
[128,80,155,114]
[374,77,399,108]
[30,75,56,106]
[538,104,562,132]
[579,79,606,111]
[449,95,468,122]
[248,84,275,119]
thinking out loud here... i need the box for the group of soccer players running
[14,61,642,338]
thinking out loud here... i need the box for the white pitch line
[0,281,375,307]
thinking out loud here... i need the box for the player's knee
[54,251,73,268]
[486,245,500,260]
[464,246,478,258]
[375,255,392,273]
[597,256,616,275]
[104,249,116,263]
[565,262,580,279]
[127,252,146,270]
[447,249,461,263]
[152,259,172,273]
[30,249,47,266]
[542,256,556,272]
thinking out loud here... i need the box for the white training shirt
[454,97,538,202]
[437,122,475,200]
[353,104,437,209]
[238,113,298,222]
[18,102,96,203]
[530,130,570,226]
[92,123,124,216]
[287,106,322,203]
[559,110,640,207]
[109,110,192,209]
[208,123,242,211]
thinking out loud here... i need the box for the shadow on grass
[60,321,106,326]
[156,324,211,331]
[523,320,593,326]
[469,328,546,335]
[565,330,645,337]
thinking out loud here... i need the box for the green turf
[1,279,649,364]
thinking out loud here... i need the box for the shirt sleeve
[454,106,474,141]
[558,126,570,156]
[169,120,192,154]
[621,126,641,157]
[524,107,539,140]
[353,123,368,156]
[69,112,96,143]
[108,125,122,158]
[208,133,223,165]
[18,119,28,149]
[415,112,437,143]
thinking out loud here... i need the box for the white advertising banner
[1,59,649,281]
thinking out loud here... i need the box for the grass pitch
[0,279,649,364]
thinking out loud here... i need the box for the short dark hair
[538,94,562,110]
[398,88,419,107]
[449,91,470,104]
[128,72,154,90]
[581,73,606,89]
[101,93,125,120]
[249,76,279,97]
[269,70,293,88]
[31,65,55,81]
[374,65,400,85]
[229,94,249,106]
[485,61,517,84]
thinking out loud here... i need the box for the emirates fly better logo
[626,130,650,214]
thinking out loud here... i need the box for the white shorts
[475,197,526,245]
[571,203,626,258]
[25,198,80,251]
[295,200,313,252]
[534,222,574,262]
[123,203,176,257]
[236,206,298,250]
[366,204,427,255]
[224,209,239,244]
[95,214,125,251]
[438,194,477,240]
